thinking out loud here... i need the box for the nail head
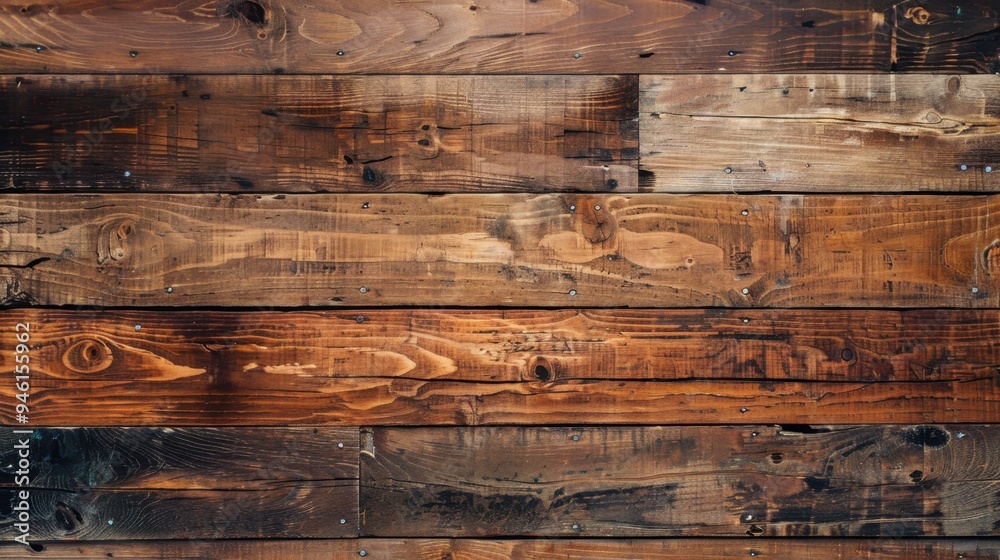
[741,288,750,295]
[724,167,733,174]
[124,171,131,177]
[960,164,968,171]
[571,434,580,441]
[129,50,138,58]
[337,51,345,56]
[134,324,141,331]
[594,205,601,211]
[166,287,173,293]
[338,442,345,448]
[340,518,347,524]
[972,287,979,293]
[569,205,576,212]
[573,52,581,59]
[569,289,577,296]
[987,166,993,173]
[360,286,369,294]
[359,552,367,557]
[728,50,736,56]
[741,209,749,216]
[740,407,748,413]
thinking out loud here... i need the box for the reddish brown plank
[361,425,1000,537]
[2,194,999,308]
[641,74,1000,192]
[0,1,997,73]
[0,309,997,426]
[1,74,637,192]
[1,538,998,559]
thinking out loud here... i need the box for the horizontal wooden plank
[1,74,637,193]
[641,74,1000,193]
[0,428,358,539]
[2,539,999,559]
[361,425,1000,537]
[0,1,997,73]
[0,309,998,426]
[1,194,998,308]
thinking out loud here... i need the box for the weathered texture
[0,309,997,426]
[641,74,1000,192]
[1,194,999,308]
[1,539,998,559]
[0,1,998,73]
[0,74,637,192]
[0,428,358,540]
[361,425,1000,537]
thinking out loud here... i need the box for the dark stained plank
[0,1,998,73]
[0,428,358,540]
[641,74,1000,192]
[1,194,999,308]
[0,75,638,193]
[361,425,1000,537]
[0,308,998,426]
[2,539,999,559]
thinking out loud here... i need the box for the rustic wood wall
[2,0,1000,557]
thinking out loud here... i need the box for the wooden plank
[0,74,638,193]
[361,425,1000,537]
[641,74,1000,193]
[0,308,998,426]
[0,428,358,540]
[2,539,999,559]
[0,1,998,74]
[1,194,999,308]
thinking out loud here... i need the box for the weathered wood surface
[0,428,358,540]
[0,309,998,426]
[0,75,637,193]
[641,74,1000,193]
[361,425,1000,537]
[2,539,999,559]
[0,1,998,74]
[2,194,999,308]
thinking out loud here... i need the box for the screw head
[134,324,142,331]
[359,286,369,294]
[724,167,733,174]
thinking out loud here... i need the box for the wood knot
[984,239,1000,275]
[528,356,556,382]
[904,6,931,25]
[225,0,268,26]
[62,338,114,374]
[96,218,137,264]
[573,198,617,244]
[947,76,961,93]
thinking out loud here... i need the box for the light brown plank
[0,428,358,540]
[0,0,998,73]
[0,309,998,426]
[361,425,1000,537]
[1,539,998,559]
[641,74,1000,192]
[1,194,998,308]
[1,74,637,192]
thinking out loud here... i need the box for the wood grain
[0,309,998,426]
[0,74,637,193]
[2,539,999,559]
[0,0,998,73]
[2,194,999,308]
[361,425,1000,537]
[641,74,1000,192]
[0,428,358,540]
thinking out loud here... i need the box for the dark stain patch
[779,424,831,434]
[902,426,949,449]
[200,93,211,100]
[486,215,517,244]
[770,452,783,464]
[638,52,654,58]
[801,20,815,27]
[803,476,829,492]
[421,490,543,534]
[638,169,655,189]
[840,438,876,458]
[230,177,254,189]
[261,109,279,117]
